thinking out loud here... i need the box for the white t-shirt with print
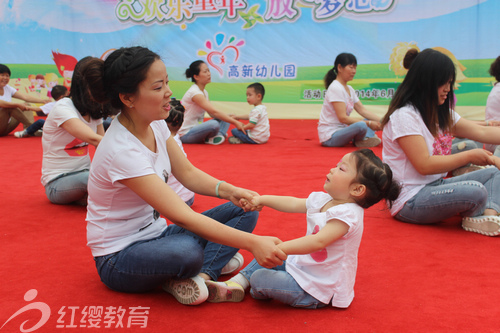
[382,104,461,215]
[247,104,270,144]
[86,119,171,257]
[318,80,359,143]
[179,84,208,137]
[286,192,364,308]
[41,98,102,186]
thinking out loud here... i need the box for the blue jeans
[231,128,257,144]
[396,167,500,224]
[180,119,230,144]
[321,121,375,147]
[94,202,258,293]
[44,169,89,205]
[240,260,327,309]
[26,119,45,135]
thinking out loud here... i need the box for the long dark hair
[324,53,357,89]
[70,57,112,120]
[83,47,160,111]
[381,49,456,136]
[489,56,500,82]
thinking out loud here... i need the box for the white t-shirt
[318,80,359,143]
[86,119,171,257]
[40,101,56,115]
[167,133,195,203]
[247,104,270,144]
[382,104,461,215]
[0,84,17,102]
[485,83,500,152]
[286,192,364,308]
[179,84,208,137]
[41,98,102,186]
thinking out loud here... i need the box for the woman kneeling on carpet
[206,149,400,308]
[84,46,286,306]
[381,48,500,236]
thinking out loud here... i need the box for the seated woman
[178,60,245,145]
[382,48,500,237]
[41,57,109,205]
[0,64,50,136]
[82,46,285,306]
[485,55,500,157]
[318,53,382,148]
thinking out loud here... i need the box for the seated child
[228,82,270,144]
[14,85,69,138]
[206,149,400,308]
[165,98,195,206]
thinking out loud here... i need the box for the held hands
[250,236,287,268]
[224,186,263,212]
[369,120,383,131]
[235,120,245,132]
[466,149,496,167]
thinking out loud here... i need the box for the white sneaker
[162,275,208,305]
[221,252,244,275]
[462,215,500,236]
[205,135,225,145]
[14,130,29,138]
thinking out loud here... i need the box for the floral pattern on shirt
[433,132,453,156]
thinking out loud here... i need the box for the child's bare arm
[278,220,349,255]
[253,195,307,213]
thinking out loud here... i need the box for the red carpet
[1,119,499,332]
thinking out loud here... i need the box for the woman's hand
[234,120,245,132]
[249,236,287,268]
[465,149,495,166]
[369,120,383,131]
[225,186,262,211]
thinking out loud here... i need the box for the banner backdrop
[1,0,499,107]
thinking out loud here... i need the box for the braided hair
[351,149,401,209]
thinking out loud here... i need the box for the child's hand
[229,114,239,120]
[239,197,263,212]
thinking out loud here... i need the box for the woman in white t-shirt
[178,60,245,145]
[41,57,107,205]
[0,64,51,136]
[381,49,500,237]
[318,53,382,148]
[485,56,500,156]
[83,47,286,306]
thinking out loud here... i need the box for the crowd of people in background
[2,49,500,308]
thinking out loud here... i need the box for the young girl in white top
[318,53,382,148]
[206,149,400,308]
[178,60,245,145]
[84,47,286,306]
[381,48,500,236]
